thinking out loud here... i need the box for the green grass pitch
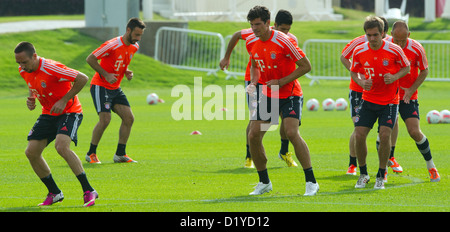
[0,79,448,212]
[0,12,448,212]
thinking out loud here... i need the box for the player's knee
[25,147,38,161]
[354,129,367,142]
[407,128,422,141]
[285,128,299,141]
[248,128,262,142]
[123,114,134,126]
[248,130,258,141]
[378,130,391,143]
[98,114,111,127]
[54,142,70,156]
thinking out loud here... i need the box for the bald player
[387,21,440,182]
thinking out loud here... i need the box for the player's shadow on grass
[193,166,284,175]
[1,204,86,212]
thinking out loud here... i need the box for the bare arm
[86,53,117,84]
[340,55,352,71]
[401,68,428,104]
[351,71,372,91]
[27,89,36,111]
[220,30,242,70]
[50,72,89,115]
[266,57,312,89]
[246,59,260,95]
[384,66,411,84]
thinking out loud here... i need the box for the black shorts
[90,85,130,114]
[399,100,420,121]
[251,94,303,126]
[349,90,363,118]
[27,113,83,146]
[354,100,398,129]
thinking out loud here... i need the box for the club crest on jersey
[41,81,47,88]
[270,51,276,60]
[382,58,389,66]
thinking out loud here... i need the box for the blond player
[350,16,410,190]
[387,21,440,182]
[340,17,403,176]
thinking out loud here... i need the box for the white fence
[154,27,225,76]
[165,0,340,22]
[155,27,450,83]
[303,39,450,85]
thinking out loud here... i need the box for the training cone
[190,130,202,135]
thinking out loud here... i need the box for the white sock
[426,159,436,170]
[416,135,427,145]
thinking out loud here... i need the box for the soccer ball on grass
[335,98,348,111]
[306,98,319,111]
[322,98,335,111]
[439,110,450,123]
[146,93,159,105]
[426,110,440,124]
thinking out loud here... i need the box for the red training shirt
[246,30,306,99]
[351,40,410,105]
[385,37,428,100]
[90,36,139,90]
[19,57,82,116]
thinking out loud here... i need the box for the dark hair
[14,41,36,57]
[127,17,146,31]
[364,15,384,34]
[378,16,389,32]
[247,5,271,23]
[275,9,293,26]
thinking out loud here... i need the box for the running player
[351,16,410,190]
[220,10,299,169]
[388,20,440,182]
[340,17,403,176]
[15,42,98,207]
[85,18,145,164]
[245,6,319,196]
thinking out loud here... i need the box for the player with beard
[85,18,145,164]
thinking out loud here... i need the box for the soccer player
[85,17,145,164]
[220,9,299,168]
[245,6,319,196]
[340,17,403,176]
[387,21,440,182]
[15,42,98,207]
[350,16,410,190]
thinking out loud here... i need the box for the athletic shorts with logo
[399,100,420,121]
[251,94,303,126]
[28,113,83,146]
[349,90,363,118]
[355,100,398,129]
[90,85,130,114]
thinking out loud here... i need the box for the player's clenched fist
[27,97,36,111]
